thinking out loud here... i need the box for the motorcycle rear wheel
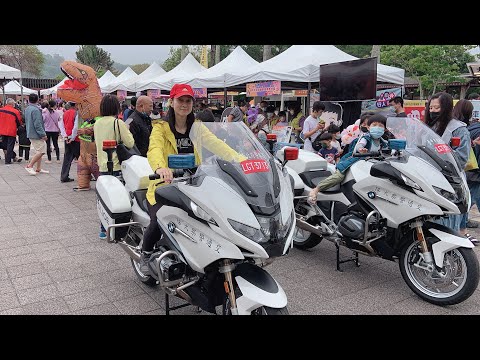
[399,238,479,306]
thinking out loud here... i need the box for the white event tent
[4,80,37,95]
[0,63,21,79]
[123,62,166,92]
[136,54,206,91]
[173,46,259,89]
[40,77,67,96]
[98,70,117,90]
[224,45,405,87]
[102,67,138,93]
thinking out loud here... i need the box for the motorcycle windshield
[189,121,282,210]
[386,116,463,177]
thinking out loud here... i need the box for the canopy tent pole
[280,91,284,111]
[20,74,24,111]
[306,82,311,113]
[223,87,227,108]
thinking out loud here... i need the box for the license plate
[240,159,269,174]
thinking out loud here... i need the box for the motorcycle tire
[131,258,157,287]
[222,287,289,315]
[292,216,323,250]
[399,237,479,306]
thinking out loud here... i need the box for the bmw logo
[367,191,376,199]
[167,222,176,233]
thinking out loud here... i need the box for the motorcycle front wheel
[399,238,479,306]
[222,288,289,315]
[292,215,323,250]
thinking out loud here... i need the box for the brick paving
[0,142,479,315]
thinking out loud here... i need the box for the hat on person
[170,84,194,99]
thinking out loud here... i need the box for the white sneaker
[45,160,52,164]
[37,169,49,174]
[25,167,37,175]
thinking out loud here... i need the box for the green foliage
[381,45,476,96]
[336,45,373,58]
[162,46,202,71]
[75,45,114,73]
[41,53,64,78]
[131,63,150,74]
[0,45,45,77]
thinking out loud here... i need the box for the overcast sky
[37,45,180,65]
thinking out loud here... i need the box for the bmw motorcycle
[282,116,479,306]
[96,121,298,314]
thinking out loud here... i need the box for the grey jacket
[25,104,46,139]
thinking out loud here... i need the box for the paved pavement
[1,144,480,315]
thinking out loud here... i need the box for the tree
[336,45,372,58]
[381,45,476,98]
[131,63,150,74]
[0,45,44,77]
[371,45,381,63]
[75,45,114,75]
[181,45,189,61]
[162,46,201,71]
[240,45,290,62]
[215,45,221,65]
[263,45,272,61]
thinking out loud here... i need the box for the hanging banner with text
[472,100,480,120]
[117,90,127,101]
[246,81,281,97]
[361,87,403,111]
[147,89,161,99]
[404,100,426,121]
[193,88,207,98]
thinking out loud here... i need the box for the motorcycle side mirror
[168,154,196,169]
[451,137,461,147]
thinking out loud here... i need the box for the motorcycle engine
[337,214,365,239]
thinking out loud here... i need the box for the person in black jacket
[126,95,153,157]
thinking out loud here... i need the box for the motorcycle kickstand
[164,293,191,316]
[335,241,360,272]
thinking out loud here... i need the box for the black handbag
[114,118,141,163]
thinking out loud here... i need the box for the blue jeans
[99,171,121,233]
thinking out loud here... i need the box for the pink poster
[193,88,207,98]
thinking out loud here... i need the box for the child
[309,114,389,201]
[317,132,339,164]
[274,111,288,127]
[17,122,31,161]
[327,124,342,154]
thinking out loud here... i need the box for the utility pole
[215,45,221,65]
[181,45,188,61]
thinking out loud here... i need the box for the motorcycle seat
[299,171,342,193]
[133,189,149,213]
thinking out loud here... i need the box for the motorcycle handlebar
[148,169,185,180]
[352,151,381,158]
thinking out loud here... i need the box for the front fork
[411,220,435,272]
[219,259,238,315]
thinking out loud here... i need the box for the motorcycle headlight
[433,186,458,203]
[400,174,421,190]
[228,211,294,244]
[190,201,217,225]
[228,219,267,243]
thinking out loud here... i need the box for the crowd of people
[1,87,480,249]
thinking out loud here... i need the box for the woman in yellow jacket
[140,84,244,271]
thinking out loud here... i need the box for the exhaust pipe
[295,217,324,237]
[118,241,141,262]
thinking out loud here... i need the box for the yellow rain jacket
[146,120,246,205]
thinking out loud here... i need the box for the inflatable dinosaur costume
[57,61,102,190]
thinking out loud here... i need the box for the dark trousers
[142,201,163,252]
[19,147,30,161]
[46,131,60,161]
[60,140,80,181]
[1,136,16,164]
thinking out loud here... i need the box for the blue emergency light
[388,139,406,151]
[168,154,196,169]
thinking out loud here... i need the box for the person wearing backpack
[301,101,326,152]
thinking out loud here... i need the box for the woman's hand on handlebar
[155,167,173,183]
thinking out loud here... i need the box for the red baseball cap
[170,84,194,99]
